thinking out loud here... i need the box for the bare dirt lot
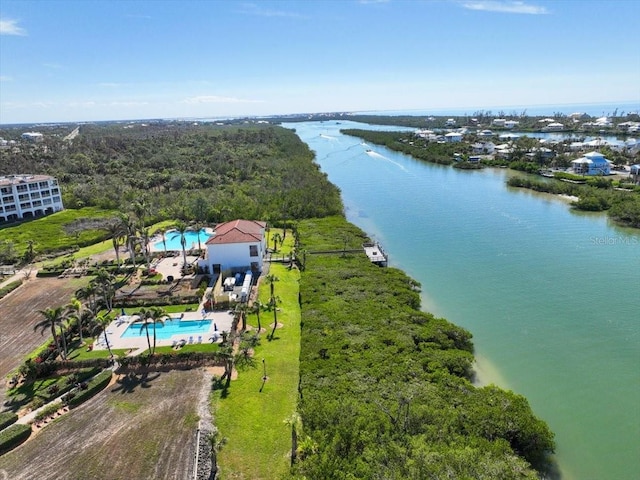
[0,276,89,408]
[0,369,205,480]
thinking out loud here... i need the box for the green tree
[172,220,190,272]
[105,219,125,270]
[132,306,169,355]
[34,306,68,360]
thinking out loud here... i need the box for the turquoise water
[288,120,640,480]
[121,319,212,340]
[153,229,211,251]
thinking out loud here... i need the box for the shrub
[67,370,112,408]
[0,411,18,430]
[0,424,31,455]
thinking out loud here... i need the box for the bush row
[66,370,113,408]
[0,424,31,455]
[0,279,22,299]
[0,411,18,430]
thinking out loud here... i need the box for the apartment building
[0,174,64,223]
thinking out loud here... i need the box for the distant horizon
[2,1,639,125]
[1,99,638,128]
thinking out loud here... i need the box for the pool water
[122,319,212,340]
[153,229,212,251]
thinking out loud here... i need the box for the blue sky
[1,0,639,124]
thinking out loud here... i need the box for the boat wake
[365,150,408,172]
[319,134,337,140]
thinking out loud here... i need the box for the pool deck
[94,309,233,351]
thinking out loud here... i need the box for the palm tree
[105,219,125,270]
[119,213,139,270]
[92,312,114,360]
[233,302,249,332]
[284,413,302,466]
[250,300,265,333]
[132,306,169,355]
[91,268,116,312]
[265,274,279,300]
[66,298,84,345]
[156,227,169,256]
[34,306,68,360]
[173,221,190,272]
[271,232,282,252]
[267,295,281,340]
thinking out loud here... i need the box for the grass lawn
[0,207,117,256]
[212,262,301,480]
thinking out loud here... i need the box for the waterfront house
[504,120,520,129]
[199,219,267,275]
[444,132,463,143]
[571,151,612,176]
[445,118,456,127]
[543,122,565,132]
[491,118,506,128]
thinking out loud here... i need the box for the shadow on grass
[111,371,161,394]
[211,376,230,399]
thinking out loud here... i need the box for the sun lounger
[171,340,177,348]
[188,336,193,344]
[197,336,202,344]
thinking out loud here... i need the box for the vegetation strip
[292,216,554,478]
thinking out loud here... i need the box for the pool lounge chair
[197,336,202,344]
[188,336,194,344]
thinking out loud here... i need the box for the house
[491,118,506,128]
[21,132,43,142]
[571,151,612,176]
[543,122,565,131]
[445,118,456,127]
[504,120,520,129]
[444,132,463,143]
[0,174,64,223]
[199,219,267,275]
[471,142,495,154]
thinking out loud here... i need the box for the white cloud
[461,1,549,14]
[0,18,27,35]
[182,95,263,105]
[234,3,308,19]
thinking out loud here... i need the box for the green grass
[212,263,301,480]
[0,207,117,256]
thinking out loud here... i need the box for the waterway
[287,120,640,480]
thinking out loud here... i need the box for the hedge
[0,424,31,455]
[67,370,112,408]
[0,279,22,299]
[0,411,18,430]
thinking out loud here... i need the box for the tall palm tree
[173,221,190,271]
[265,274,279,300]
[250,299,265,333]
[132,306,169,355]
[271,232,282,252]
[66,298,84,345]
[233,302,249,332]
[267,295,281,341]
[92,312,114,360]
[105,219,125,270]
[119,213,139,269]
[91,268,116,312]
[34,306,68,360]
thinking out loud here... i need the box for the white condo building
[0,174,64,223]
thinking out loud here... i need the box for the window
[249,245,258,257]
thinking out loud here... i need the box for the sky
[1,0,639,124]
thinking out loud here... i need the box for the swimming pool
[153,229,212,251]
[121,318,212,340]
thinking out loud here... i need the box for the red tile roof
[206,219,266,245]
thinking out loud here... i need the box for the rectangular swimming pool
[121,318,212,340]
